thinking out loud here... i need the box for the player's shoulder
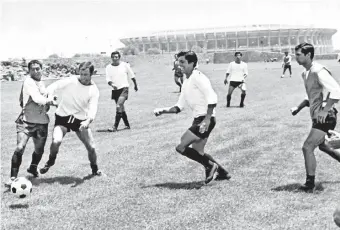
[311,62,326,73]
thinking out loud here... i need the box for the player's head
[295,42,314,65]
[28,60,43,81]
[235,52,242,62]
[284,51,289,55]
[78,61,94,85]
[111,51,121,64]
[177,51,198,75]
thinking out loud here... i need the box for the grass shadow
[141,180,205,190]
[31,175,94,188]
[271,182,325,193]
[96,128,131,133]
[9,204,29,209]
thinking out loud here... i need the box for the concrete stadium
[120,24,337,54]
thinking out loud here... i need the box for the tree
[48,54,60,59]
[147,48,161,55]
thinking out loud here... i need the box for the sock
[30,151,43,167]
[227,95,231,105]
[240,94,246,105]
[114,112,122,128]
[121,111,130,127]
[182,147,212,168]
[90,164,98,173]
[11,151,23,177]
[306,175,315,186]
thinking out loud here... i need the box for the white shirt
[105,62,135,89]
[226,61,248,82]
[283,55,292,65]
[175,69,218,118]
[22,76,49,107]
[304,68,340,106]
[47,76,100,120]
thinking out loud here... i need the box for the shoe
[108,126,118,132]
[226,103,230,108]
[298,183,315,193]
[205,163,218,184]
[92,170,102,176]
[39,165,51,174]
[4,177,16,188]
[240,103,244,108]
[27,166,39,177]
[123,126,130,130]
[215,172,231,181]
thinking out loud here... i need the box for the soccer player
[224,52,248,108]
[290,42,340,192]
[154,51,231,184]
[106,51,138,132]
[172,54,184,92]
[39,62,102,176]
[281,51,292,78]
[5,60,57,187]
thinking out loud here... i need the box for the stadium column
[235,32,238,51]
[246,32,249,48]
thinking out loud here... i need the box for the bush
[147,48,161,55]
[48,54,60,59]
[122,45,139,56]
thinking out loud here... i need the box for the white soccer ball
[11,177,32,198]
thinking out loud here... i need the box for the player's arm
[291,98,310,116]
[80,88,99,130]
[154,91,185,116]
[46,77,73,95]
[126,63,138,91]
[25,78,55,106]
[106,67,117,90]
[243,63,248,80]
[316,69,340,123]
[224,64,231,84]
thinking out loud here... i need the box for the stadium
[120,24,337,54]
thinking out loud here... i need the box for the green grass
[1,60,340,229]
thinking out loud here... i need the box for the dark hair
[234,52,242,57]
[78,61,95,75]
[295,42,314,59]
[284,51,288,54]
[28,60,42,71]
[177,50,198,68]
[111,51,121,59]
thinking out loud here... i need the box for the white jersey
[226,61,248,82]
[105,62,135,89]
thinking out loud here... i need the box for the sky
[1,0,339,59]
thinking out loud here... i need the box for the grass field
[1,60,340,230]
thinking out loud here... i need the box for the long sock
[90,164,98,173]
[30,151,43,167]
[204,153,228,174]
[240,94,246,105]
[121,111,130,127]
[227,95,231,105]
[114,112,122,128]
[11,151,23,177]
[182,147,212,168]
[306,174,315,186]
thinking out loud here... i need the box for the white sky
[1,0,339,59]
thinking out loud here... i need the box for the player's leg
[27,125,48,177]
[75,128,101,175]
[282,65,287,78]
[175,130,218,184]
[192,139,231,181]
[6,132,30,186]
[300,128,326,192]
[109,90,120,132]
[174,75,182,92]
[40,125,68,174]
[240,88,246,108]
[118,90,130,129]
[226,85,236,107]
[289,65,292,77]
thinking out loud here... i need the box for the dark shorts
[188,116,216,139]
[312,108,337,135]
[283,65,291,72]
[229,81,243,88]
[16,115,48,138]
[111,87,129,102]
[55,114,85,132]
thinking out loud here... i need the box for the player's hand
[316,110,328,123]
[153,108,164,116]
[224,79,228,85]
[111,85,118,90]
[290,107,299,116]
[199,118,210,134]
[79,120,90,131]
[134,85,138,92]
[325,130,340,149]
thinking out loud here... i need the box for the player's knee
[51,138,62,147]
[175,145,185,154]
[302,143,315,153]
[241,92,246,96]
[15,145,25,154]
[34,147,44,155]
[13,149,24,157]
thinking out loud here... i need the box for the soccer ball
[11,177,32,198]
[334,206,340,227]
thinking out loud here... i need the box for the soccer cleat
[215,172,231,181]
[226,102,230,108]
[123,126,130,130]
[4,177,16,188]
[298,183,315,193]
[39,165,51,174]
[27,166,39,177]
[92,170,102,176]
[240,103,244,108]
[205,163,218,184]
[108,126,118,132]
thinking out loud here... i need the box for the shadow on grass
[271,182,325,193]
[9,203,29,209]
[96,128,131,133]
[30,175,95,188]
[141,180,205,190]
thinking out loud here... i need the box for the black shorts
[283,65,291,72]
[312,108,337,135]
[16,116,48,139]
[111,87,129,102]
[229,81,243,88]
[188,116,216,139]
[55,114,84,132]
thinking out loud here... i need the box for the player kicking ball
[154,51,231,184]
